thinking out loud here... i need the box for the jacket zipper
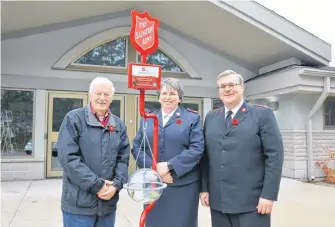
[98,128,105,216]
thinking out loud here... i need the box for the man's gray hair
[89,77,115,95]
[217,70,244,84]
[158,78,184,102]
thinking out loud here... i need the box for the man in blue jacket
[58,77,130,227]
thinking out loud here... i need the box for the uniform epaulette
[187,108,198,114]
[253,104,268,108]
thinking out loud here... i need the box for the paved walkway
[1,178,334,227]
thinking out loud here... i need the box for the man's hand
[97,183,109,195]
[257,198,274,214]
[200,192,209,207]
[97,180,117,200]
[157,162,169,176]
[162,172,173,184]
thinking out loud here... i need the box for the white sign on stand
[131,65,160,77]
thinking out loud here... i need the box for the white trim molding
[299,68,335,77]
[246,85,299,100]
[52,26,201,79]
[246,85,330,100]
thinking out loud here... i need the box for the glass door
[46,92,127,177]
[46,92,88,177]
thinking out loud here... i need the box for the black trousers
[210,209,270,227]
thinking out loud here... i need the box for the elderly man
[58,77,130,227]
[200,70,284,227]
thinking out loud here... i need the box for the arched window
[74,37,127,67]
[67,35,190,78]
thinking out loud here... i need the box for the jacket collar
[224,99,244,118]
[161,106,182,128]
[85,104,114,128]
[89,102,110,118]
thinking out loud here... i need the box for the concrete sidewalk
[1,178,334,227]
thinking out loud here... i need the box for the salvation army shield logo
[130,10,160,56]
[134,17,155,51]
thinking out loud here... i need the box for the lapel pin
[176,119,182,124]
[241,108,246,112]
[109,125,119,132]
[108,125,114,138]
[232,119,239,125]
[176,112,180,117]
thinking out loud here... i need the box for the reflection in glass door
[212,98,224,110]
[109,96,125,120]
[47,92,88,177]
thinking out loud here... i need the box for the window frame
[1,88,36,159]
[67,36,130,73]
[324,96,335,129]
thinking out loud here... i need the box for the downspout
[306,76,330,181]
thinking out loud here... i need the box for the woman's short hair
[157,78,184,102]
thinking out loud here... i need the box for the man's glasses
[217,83,241,90]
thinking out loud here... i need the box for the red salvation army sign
[129,10,160,55]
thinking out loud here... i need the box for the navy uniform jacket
[132,107,205,186]
[201,101,284,213]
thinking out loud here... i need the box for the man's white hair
[217,70,244,84]
[89,77,115,95]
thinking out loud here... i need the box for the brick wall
[312,131,335,173]
[281,130,335,179]
[1,160,44,181]
[281,130,307,178]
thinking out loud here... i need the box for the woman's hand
[162,172,174,184]
[157,162,174,183]
[157,162,170,176]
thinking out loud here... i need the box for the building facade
[1,1,334,181]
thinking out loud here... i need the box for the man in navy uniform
[200,70,284,227]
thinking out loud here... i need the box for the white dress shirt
[162,108,177,126]
[225,99,244,119]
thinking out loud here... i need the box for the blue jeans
[62,211,116,227]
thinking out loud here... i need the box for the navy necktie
[225,110,233,129]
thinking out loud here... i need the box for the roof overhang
[218,1,331,66]
[245,67,335,101]
[1,1,332,73]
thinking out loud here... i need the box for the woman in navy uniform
[132,78,205,227]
